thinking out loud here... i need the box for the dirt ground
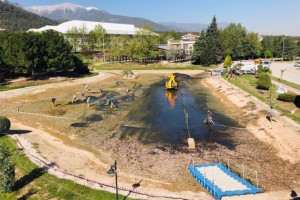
[1,70,300,199]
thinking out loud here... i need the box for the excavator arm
[165,74,178,90]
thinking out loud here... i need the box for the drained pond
[124,73,240,149]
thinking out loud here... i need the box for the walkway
[272,80,300,95]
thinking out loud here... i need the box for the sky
[11,0,300,36]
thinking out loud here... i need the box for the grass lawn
[0,72,98,92]
[0,135,132,200]
[91,62,209,70]
[225,74,300,123]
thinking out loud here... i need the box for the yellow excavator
[165,74,178,90]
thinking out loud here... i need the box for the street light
[107,160,118,200]
[282,36,285,61]
[101,19,106,63]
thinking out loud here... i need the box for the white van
[260,60,271,69]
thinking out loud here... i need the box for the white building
[28,20,141,35]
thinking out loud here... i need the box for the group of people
[51,83,117,109]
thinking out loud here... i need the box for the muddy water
[125,74,239,148]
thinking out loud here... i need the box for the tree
[65,26,80,52]
[108,35,130,60]
[86,24,106,52]
[220,23,247,59]
[40,30,74,73]
[223,55,232,67]
[244,32,262,59]
[192,30,205,64]
[0,145,15,193]
[192,16,222,66]
[132,23,158,63]
[166,48,181,62]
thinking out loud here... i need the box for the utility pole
[101,19,106,63]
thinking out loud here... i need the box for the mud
[2,72,299,193]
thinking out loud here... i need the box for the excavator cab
[165,74,178,90]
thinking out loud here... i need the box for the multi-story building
[167,33,199,54]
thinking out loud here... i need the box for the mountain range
[25,3,229,32]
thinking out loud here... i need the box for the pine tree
[202,16,222,66]
[192,16,222,66]
[0,145,15,193]
[192,30,206,65]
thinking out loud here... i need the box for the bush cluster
[277,93,297,102]
[0,116,10,133]
[257,73,272,90]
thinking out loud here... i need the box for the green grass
[91,62,208,70]
[225,74,300,123]
[0,135,134,200]
[0,72,98,92]
[271,76,300,90]
[0,82,47,92]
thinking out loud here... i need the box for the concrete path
[272,80,300,95]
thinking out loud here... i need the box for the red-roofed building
[167,33,199,54]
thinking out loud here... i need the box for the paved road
[270,61,300,85]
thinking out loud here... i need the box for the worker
[99,88,102,97]
[205,110,213,124]
[72,94,77,103]
[50,98,56,107]
[110,100,117,109]
[269,106,275,122]
[105,95,110,105]
[87,97,91,107]
[81,92,85,101]
[85,83,89,92]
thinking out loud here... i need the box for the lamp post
[101,19,106,62]
[107,160,118,200]
[282,36,285,61]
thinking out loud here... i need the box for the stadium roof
[28,20,140,35]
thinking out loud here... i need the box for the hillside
[0,1,58,31]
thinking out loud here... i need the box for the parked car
[294,62,300,67]
[260,60,271,69]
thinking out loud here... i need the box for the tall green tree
[0,145,15,193]
[192,16,222,66]
[220,23,247,59]
[132,23,158,62]
[86,24,106,52]
[191,30,206,64]
[244,32,262,59]
[109,35,130,59]
[40,30,74,73]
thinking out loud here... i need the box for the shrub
[294,95,300,108]
[0,116,10,133]
[257,73,272,90]
[224,55,232,67]
[278,93,297,102]
[256,65,263,78]
[0,145,15,193]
